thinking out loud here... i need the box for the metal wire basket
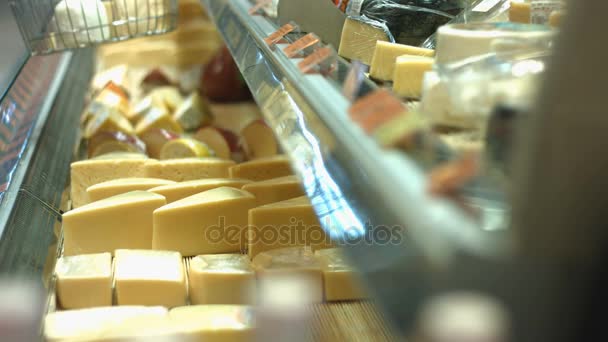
[9,0,178,55]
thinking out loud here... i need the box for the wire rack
[9,0,178,55]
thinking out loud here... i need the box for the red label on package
[264,23,296,45]
[283,33,320,58]
[348,89,406,133]
[298,47,333,73]
[248,0,272,15]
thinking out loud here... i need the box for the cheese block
[393,56,435,99]
[63,191,166,255]
[144,158,235,181]
[369,41,435,81]
[173,92,213,131]
[70,157,150,208]
[153,187,256,256]
[114,249,187,307]
[315,248,367,301]
[229,155,293,181]
[55,253,112,309]
[338,17,391,65]
[252,246,323,303]
[149,178,252,203]
[248,196,333,259]
[135,106,183,137]
[189,254,255,305]
[168,305,255,341]
[509,1,531,23]
[86,178,175,202]
[242,175,305,206]
[83,107,134,139]
[44,306,168,342]
[159,138,213,159]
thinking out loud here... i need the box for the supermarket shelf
[203,0,509,334]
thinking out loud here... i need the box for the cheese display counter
[0,0,603,341]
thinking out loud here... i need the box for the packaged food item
[229,155,293,181]
[149,178,251,203]
[91,65,129,94]
[62,191,166,255]
[87,131,147,158]
[55,253,112,309]
[149,86,184,114]
[189,254,255,305]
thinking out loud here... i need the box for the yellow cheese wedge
[393,56,435,99]
[369,41,435,81]
[62,191,166,256]
[91,64,128,93]
[248,196,334,259]
[315,248,367,301]
[135,106,183,136]
[55,253,112,309]
[229,155,293,181]
[114,249,187,307]
[70,157,150,208]
[149,178,252,203]
[338,17,391,65]
[84,107,134,139]
[509,1,531,23]
[159,138,213,159]
[86,178,175,202]
[144,158,235,181]
[252,246,323,303]
[44,306,169,342]
[189,254,255,305]
[242,175,305,206]
[153,187,256,256]
[168,306,255,341]
[150,86,184,113]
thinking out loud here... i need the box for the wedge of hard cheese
[229,155,293,181]
[114,249,187,307]
[62,191,166,255]
[144,158,235,181]
[315,248,367,301]
[86,177,175,202]
[242,175,305,206]
[369,41,434,81]
[55,253,112,309]
[153,187,256,256]
[149,178,252,203]
[189,254,255,305]
[393,56,434,99]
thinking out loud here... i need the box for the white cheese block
[149,178,252,203]
[392,56,435,99]
[241,175,305,206]
[252,246,323,303]
[369,41,434,81]
[51,0,110,48]
[86,178,175,202]
[315,248,367,301]
[70,157,150,208]
[55,253,112,309]
[144,158,235,182]
[229,155,293,181]
[189,254,255,305]
[153,187,256,256]
[44,306,168,342]
[338,17,390,65]
[114,249,187,307]
[62,191,166,256]
[168,305,255,341]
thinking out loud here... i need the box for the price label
[298,47,333,74]
[283,33,320,58]
[264,23,296,45]
[248,0,272,15]
[348,89,406,134]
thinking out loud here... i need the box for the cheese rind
[149,178,251,203]
[144,158,235,181]
[393,56,434,99]
[248,196,333,259]
[114,249,187,307]
[153,187,256,256]
[229,155,293,181]
[338,17,390,65]
[62,191,166,255]
[86,177,175,202]
[242,175,305,206]
[189,254,255,305]
[370,41,435,81]
[55,253,112,309]
[315,248,367,301]
[70,157,150,208]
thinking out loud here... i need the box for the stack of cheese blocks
[49,152,367,340]
[97,0,223,68]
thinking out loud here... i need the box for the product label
[298,47,333,74]
[472,0,503,13]
[264,23,296,45]
[283,33,320,58]
[348,89,406,134]
[530,0,563,25]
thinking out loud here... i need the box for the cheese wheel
[149,178,251,203]
[86,177,175,202]
[241,175,305,206]
[55,253,112,309]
